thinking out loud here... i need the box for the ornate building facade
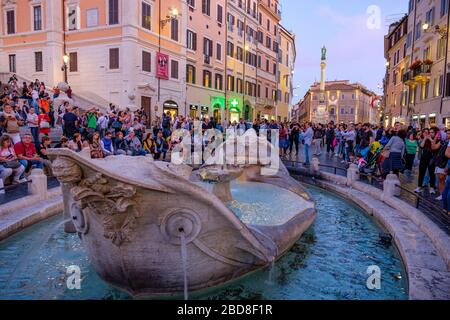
[384,0,450,129]
[0,0,296,123]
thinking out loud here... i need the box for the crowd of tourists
[1,76,450,214]
[282,120,450,213]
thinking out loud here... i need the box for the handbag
[90,149,104,159]
[1,160,21,169]
[332,138,338,148]
[40,119,50,129]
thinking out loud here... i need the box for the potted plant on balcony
[423,59,433,65]
[409,60,423,71]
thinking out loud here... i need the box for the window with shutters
[186,65,196,84]
[227,75,235,91]
[35,52,43,72]
[171,60,179,79]
[227,13,234,32]
[33,6,42,31]
[109,48,119,69]
[187,30,197,51]
[257,31,263,43]
[236,78,243,94]
[142,2,151,30]
[217,5,223,23]
[203,37,213,58]
[216,43,222,61]
[227,41,234,58]
[215,74,223,90]
[236,47,243,62]
[266,36,271,49]
[237,20,243,37]
[441,0,449,17]
[142,51,151,72]
[202,0,211,16]
[66,4,79,31]
[203,70,212,88]
[171,18,179,41]
[6,10,15,34]
[187,0,195,8]
[109,0,119,25]
[9,55,16,73]
[69,52,78,72]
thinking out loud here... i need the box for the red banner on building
[156,52,169,80]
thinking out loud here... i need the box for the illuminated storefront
[229,99,241,123]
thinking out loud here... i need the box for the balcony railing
[402,72,412,83]
[412,64,432,78]
[402,64,432,85]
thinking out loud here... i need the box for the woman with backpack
[381,130,406,179]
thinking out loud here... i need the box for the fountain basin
[47,149,316,297]
[0,185,408,300]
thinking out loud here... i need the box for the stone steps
[0,194,62,241]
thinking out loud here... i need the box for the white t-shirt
[27,113,39,128]
[32,90,39,101]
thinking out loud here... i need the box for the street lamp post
[62,54,69,83]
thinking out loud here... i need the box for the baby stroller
[359,144,385,175]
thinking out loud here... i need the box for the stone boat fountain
[48,132,316,297]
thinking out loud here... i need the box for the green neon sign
[229,99,240,112]
[211,96,225,109]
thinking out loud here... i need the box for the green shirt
[405,139,418,155]
[87,113,97,129]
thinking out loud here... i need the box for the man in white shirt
[97,113,109,138]
[303,122,314,166]
[26,108,39,146]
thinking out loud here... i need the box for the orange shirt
[39,99,50,113]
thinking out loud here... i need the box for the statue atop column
[321,46,327,61]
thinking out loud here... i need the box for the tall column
[320,61,326,92]
[45,0,64,86]
[120,0,139,109]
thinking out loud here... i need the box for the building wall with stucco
[0,0,295,124]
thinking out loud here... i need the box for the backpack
[434,142,448,169]
[5,115,20,134]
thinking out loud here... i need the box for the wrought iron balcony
[412,64,432,82]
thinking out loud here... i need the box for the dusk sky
[282,0,409,100]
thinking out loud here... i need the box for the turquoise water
[228,181,314,226]
[0,185,407,300]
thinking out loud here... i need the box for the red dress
[38,113,51,135]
